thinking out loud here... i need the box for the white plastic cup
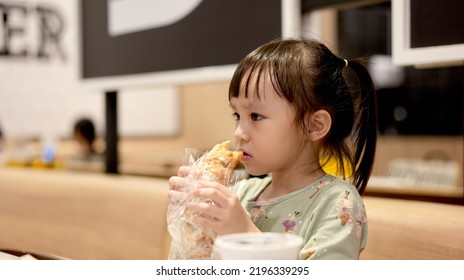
[214,232,304,260]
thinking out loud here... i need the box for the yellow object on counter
[4,157,64,169]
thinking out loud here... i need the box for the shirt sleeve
[299,185,368,260]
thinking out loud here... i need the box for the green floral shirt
[232,174,368,260]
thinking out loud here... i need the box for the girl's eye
[251,113,263,121]
[232,112,240,121]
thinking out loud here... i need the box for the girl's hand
[186,181,260,236]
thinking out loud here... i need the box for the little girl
[169,38,377,260]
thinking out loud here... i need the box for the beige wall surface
[180,82,236,149]
[118,81,235,166]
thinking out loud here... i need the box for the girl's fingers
[168,189,189,202]
[191,213,221,228]
[177,166,192,177]
[168,176,190,191]
[191,186,229,208]
[187,200,223,220]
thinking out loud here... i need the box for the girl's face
[230,73,308,177]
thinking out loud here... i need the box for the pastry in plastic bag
[167,141,243,259]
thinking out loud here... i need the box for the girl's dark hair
[229,38,378,194]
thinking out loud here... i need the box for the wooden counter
[365,177,464,205]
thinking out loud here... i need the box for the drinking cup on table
[214,232,303,260]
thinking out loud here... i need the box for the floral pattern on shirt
[337,191,354,226]
[282,211,300,233]
[250,200,275,221]
[356,211,367,237]
[309,179,335,200]
[302,238,317,259]
[278,179,337,233]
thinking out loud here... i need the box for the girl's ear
[307,110,331,141]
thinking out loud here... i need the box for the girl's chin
[244,166,268,178]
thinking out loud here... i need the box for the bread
[169,141,243,259]
[192,140,243,184]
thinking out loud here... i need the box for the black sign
[80,0,282,79]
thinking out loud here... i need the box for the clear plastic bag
[167,142,242,259]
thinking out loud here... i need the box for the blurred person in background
[65,117,104,172]
[72,118,104,162]
[0,121,3,152]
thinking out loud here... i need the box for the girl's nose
[234,122,250,142]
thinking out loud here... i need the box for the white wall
[0,0,179,140]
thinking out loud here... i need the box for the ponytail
[345,58,378,194]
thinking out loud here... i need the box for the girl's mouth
[240,151,252,161]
